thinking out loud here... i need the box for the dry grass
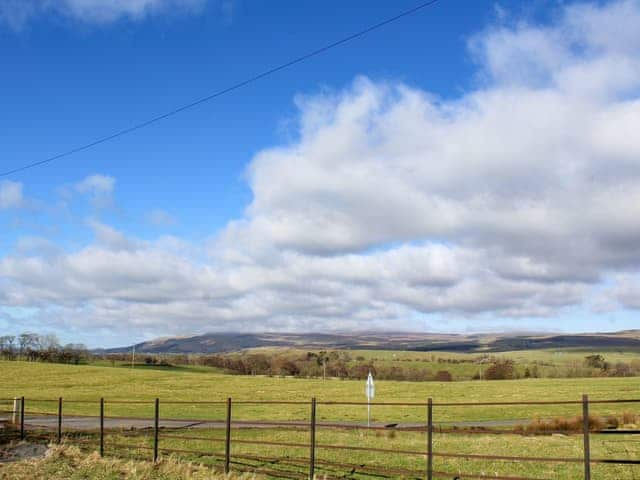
[622,410,638,425]
[0,444,258,480]
[514,414,625,435]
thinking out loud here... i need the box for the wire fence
[1,395,639,479]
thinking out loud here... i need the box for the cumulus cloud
[0,0,207,29]
[609,275,640,309]
[0,180,24,209]
[0,230,590,336]
[75,174,115,208]
[75,174,114,195]
[224,1,640,278]
[14,236,60,256]
[2,0,640,339]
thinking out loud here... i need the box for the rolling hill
[103,330,640,354]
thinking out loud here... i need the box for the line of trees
[192,352,457,381]
[191,352,640,381]
[0,332,89,364]
[97,349,640,381]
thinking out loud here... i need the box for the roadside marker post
[366,371,375,428]
[12,397,19,425]
[20,396,24,440]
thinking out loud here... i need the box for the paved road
[1,415,530,432]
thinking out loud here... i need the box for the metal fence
[1,395,639,480]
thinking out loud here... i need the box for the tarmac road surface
[1,414,530,432]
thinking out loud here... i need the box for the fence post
[427,398,433,480]
[57,397,63,444]
[153,398,159,463]
[225,397,232,474]
[582,394,591,480]
[20,396,24,440]
[99,398,104,457]
[309,397,317,480]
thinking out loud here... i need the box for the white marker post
[365,371,375,428]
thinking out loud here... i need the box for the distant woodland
[103,349,640,382]
[0,333,89,364]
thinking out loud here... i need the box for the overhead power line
[1,0,442,178]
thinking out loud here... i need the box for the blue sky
[1,0,640,347]
[1,0,494,239]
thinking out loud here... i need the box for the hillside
[103,330,640,354]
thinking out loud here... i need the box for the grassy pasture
[1,360,639,479]
[0,360,638,422]
[93,427,640,480]
[7,425,638,479]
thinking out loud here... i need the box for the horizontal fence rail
[1,395,638,480]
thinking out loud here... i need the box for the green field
[94,427,639,480]
[1,359,639,479]
[1,359,639,421]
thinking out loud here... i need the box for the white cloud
[0,180,24,209]
[2,1,640,339]
[0,0,207,29]
[75,174,114,195]
[0,0,36,30]
[14,236,60,256]
[223,1,640,277]
[0,232,590,336]
[609,275,640,309]
[147,209,177,226]
[75,174,115,208]
[87,219,139,250]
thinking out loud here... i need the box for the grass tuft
[622,411,638,425]
[0,444,257,480]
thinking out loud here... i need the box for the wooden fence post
[309,397,317,480]
[57,397,63,444]
[582,394,591,480]
[153,398,159,463]
[20,396,24,440]
[225,397,232,474]
[427,398,433,480]
[99,398,104,457]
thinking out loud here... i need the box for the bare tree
[18,332,37,353]
[41,334,61,351]
[0,335,16,359]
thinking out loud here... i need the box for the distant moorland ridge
[102,330,640,354]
